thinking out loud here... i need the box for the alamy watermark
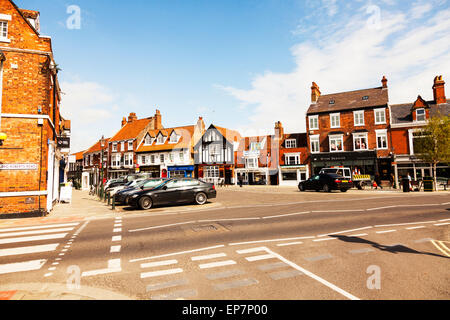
[366,265,381,290]
[66,265,81,290]
[66,5,81,30]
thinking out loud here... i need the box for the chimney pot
[311,82,321,103]
[382,76,388,88]
[433,75,446,104]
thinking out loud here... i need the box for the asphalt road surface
[0,191,449,300]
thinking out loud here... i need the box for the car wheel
[299,184,305,192]
[138,196,153,210]
[195,192,208,205]
[341,189,348,193]
[323,184,331,193]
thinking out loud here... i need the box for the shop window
[204,166,220,178]
[282,172,297,181]
[329,135,344,152]
[353,133,368,151]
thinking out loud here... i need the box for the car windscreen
[143,179,168,189]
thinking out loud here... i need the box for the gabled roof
[390,99,450,125]
[71,150,85,161]
[137,126,196,152]
[8,0,40,36]
[109,119,152,142]
[237,135,270,153]
[213,125,242,144]
[84,138,110,155]
[308,87,389,115]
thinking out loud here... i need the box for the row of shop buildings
[70,74,449,189]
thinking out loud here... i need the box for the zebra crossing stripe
[0,259,47,275]
[0,244,59,257]
[0,223,79,233]
[0,227,75,239]
[0,233,68,245]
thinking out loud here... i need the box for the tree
[413,113,450,190]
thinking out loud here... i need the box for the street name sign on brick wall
[0,164,38,170]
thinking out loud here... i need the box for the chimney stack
[154,109,162,129]
[382,76,388,88]
[311,82,321,104]
[121,117,127,127]
[433,75,446,104]
[197,116,205,134]
[275,121,284,140]
[128,112,138,123]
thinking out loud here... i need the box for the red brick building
[306,77,391,182]
[108,111,163,179]
[81,137,110,190]
[390,76,449,187]
[0,0,70,216]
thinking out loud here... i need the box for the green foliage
[413,114,450,165]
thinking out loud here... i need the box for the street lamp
[100,136,106,198]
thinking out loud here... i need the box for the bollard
[112,195,116,210]
[107,193,110,206]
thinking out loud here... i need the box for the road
[0,189,449,300]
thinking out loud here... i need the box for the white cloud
[220,4,450,136]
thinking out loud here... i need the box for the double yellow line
[431,240,450,257]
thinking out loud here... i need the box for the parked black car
[129,178,217,210]
[298,173,353,192]
[115,178,168,205]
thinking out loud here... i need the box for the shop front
[235,168,269,185]
[197,165,234,185]
[168,165,195,178]
[279,165,309,186]
[139,165,161,178]
[310,151,378,177]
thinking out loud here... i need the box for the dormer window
[156,133,165,144]
[169,132,179,144]
[416,108,426,122]
[285,139,297,149]
[362,96,369,101]
[144,134,153,146]
[329,100,335,105]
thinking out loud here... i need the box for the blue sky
[17,0,450,152]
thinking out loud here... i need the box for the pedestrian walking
[238,175,244,188]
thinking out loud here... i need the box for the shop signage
[168,166,195,172]
[312,151,376,162]
[0,163,38,170]
[57,137,70,149]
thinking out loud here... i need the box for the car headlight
[132,194,139,198]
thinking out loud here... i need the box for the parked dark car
[298,173,353,192]
[115,178,169,205]
[129,178,217,210]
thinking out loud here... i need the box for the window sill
[0,38,11,43]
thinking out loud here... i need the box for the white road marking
[236,247,267,254]
[129,245,225,263]
[73,221,90,236]
[0,227,74,239]
[129,221,197,233]
[191,253,227,261]
[313,238,337,242]
[113,228,122,233]
[198,260,237,269]
[140,268,183,279]
[0,244,59,257]
[44,273,53,277]
[110,245,121,253]
[52,262,59,266]
[348,233,368,237]
[0,259,47,275]
[262,211,311,219]
[406,226,426,230]
[318,226,372,238]
[0,223,79,233]
[82,259,121,277]
[276,242,303,247]
[376,230,397,234]
[112,236,122,242]
[434,222,450,226]
[439,218,450,222]
[375,221,436,228]
[198,218,260,223]
[140,260,178,269]
[230,236,315,246]
[264,248,360,300]
[48,267,56,271]
[0,233,67,245]
[245,254,276,262]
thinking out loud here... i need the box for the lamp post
[100,136,106,198]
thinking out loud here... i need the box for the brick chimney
[197,116,205,134]
[128,112,138,123]
[274,121,284,140]
[311,82,321,104]
[382,76,388,88]
[121,117,127,127]
[154,109,162,129]
[433,75,446,104]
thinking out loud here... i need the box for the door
[47,144,55,212]
[156,179,184,205]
